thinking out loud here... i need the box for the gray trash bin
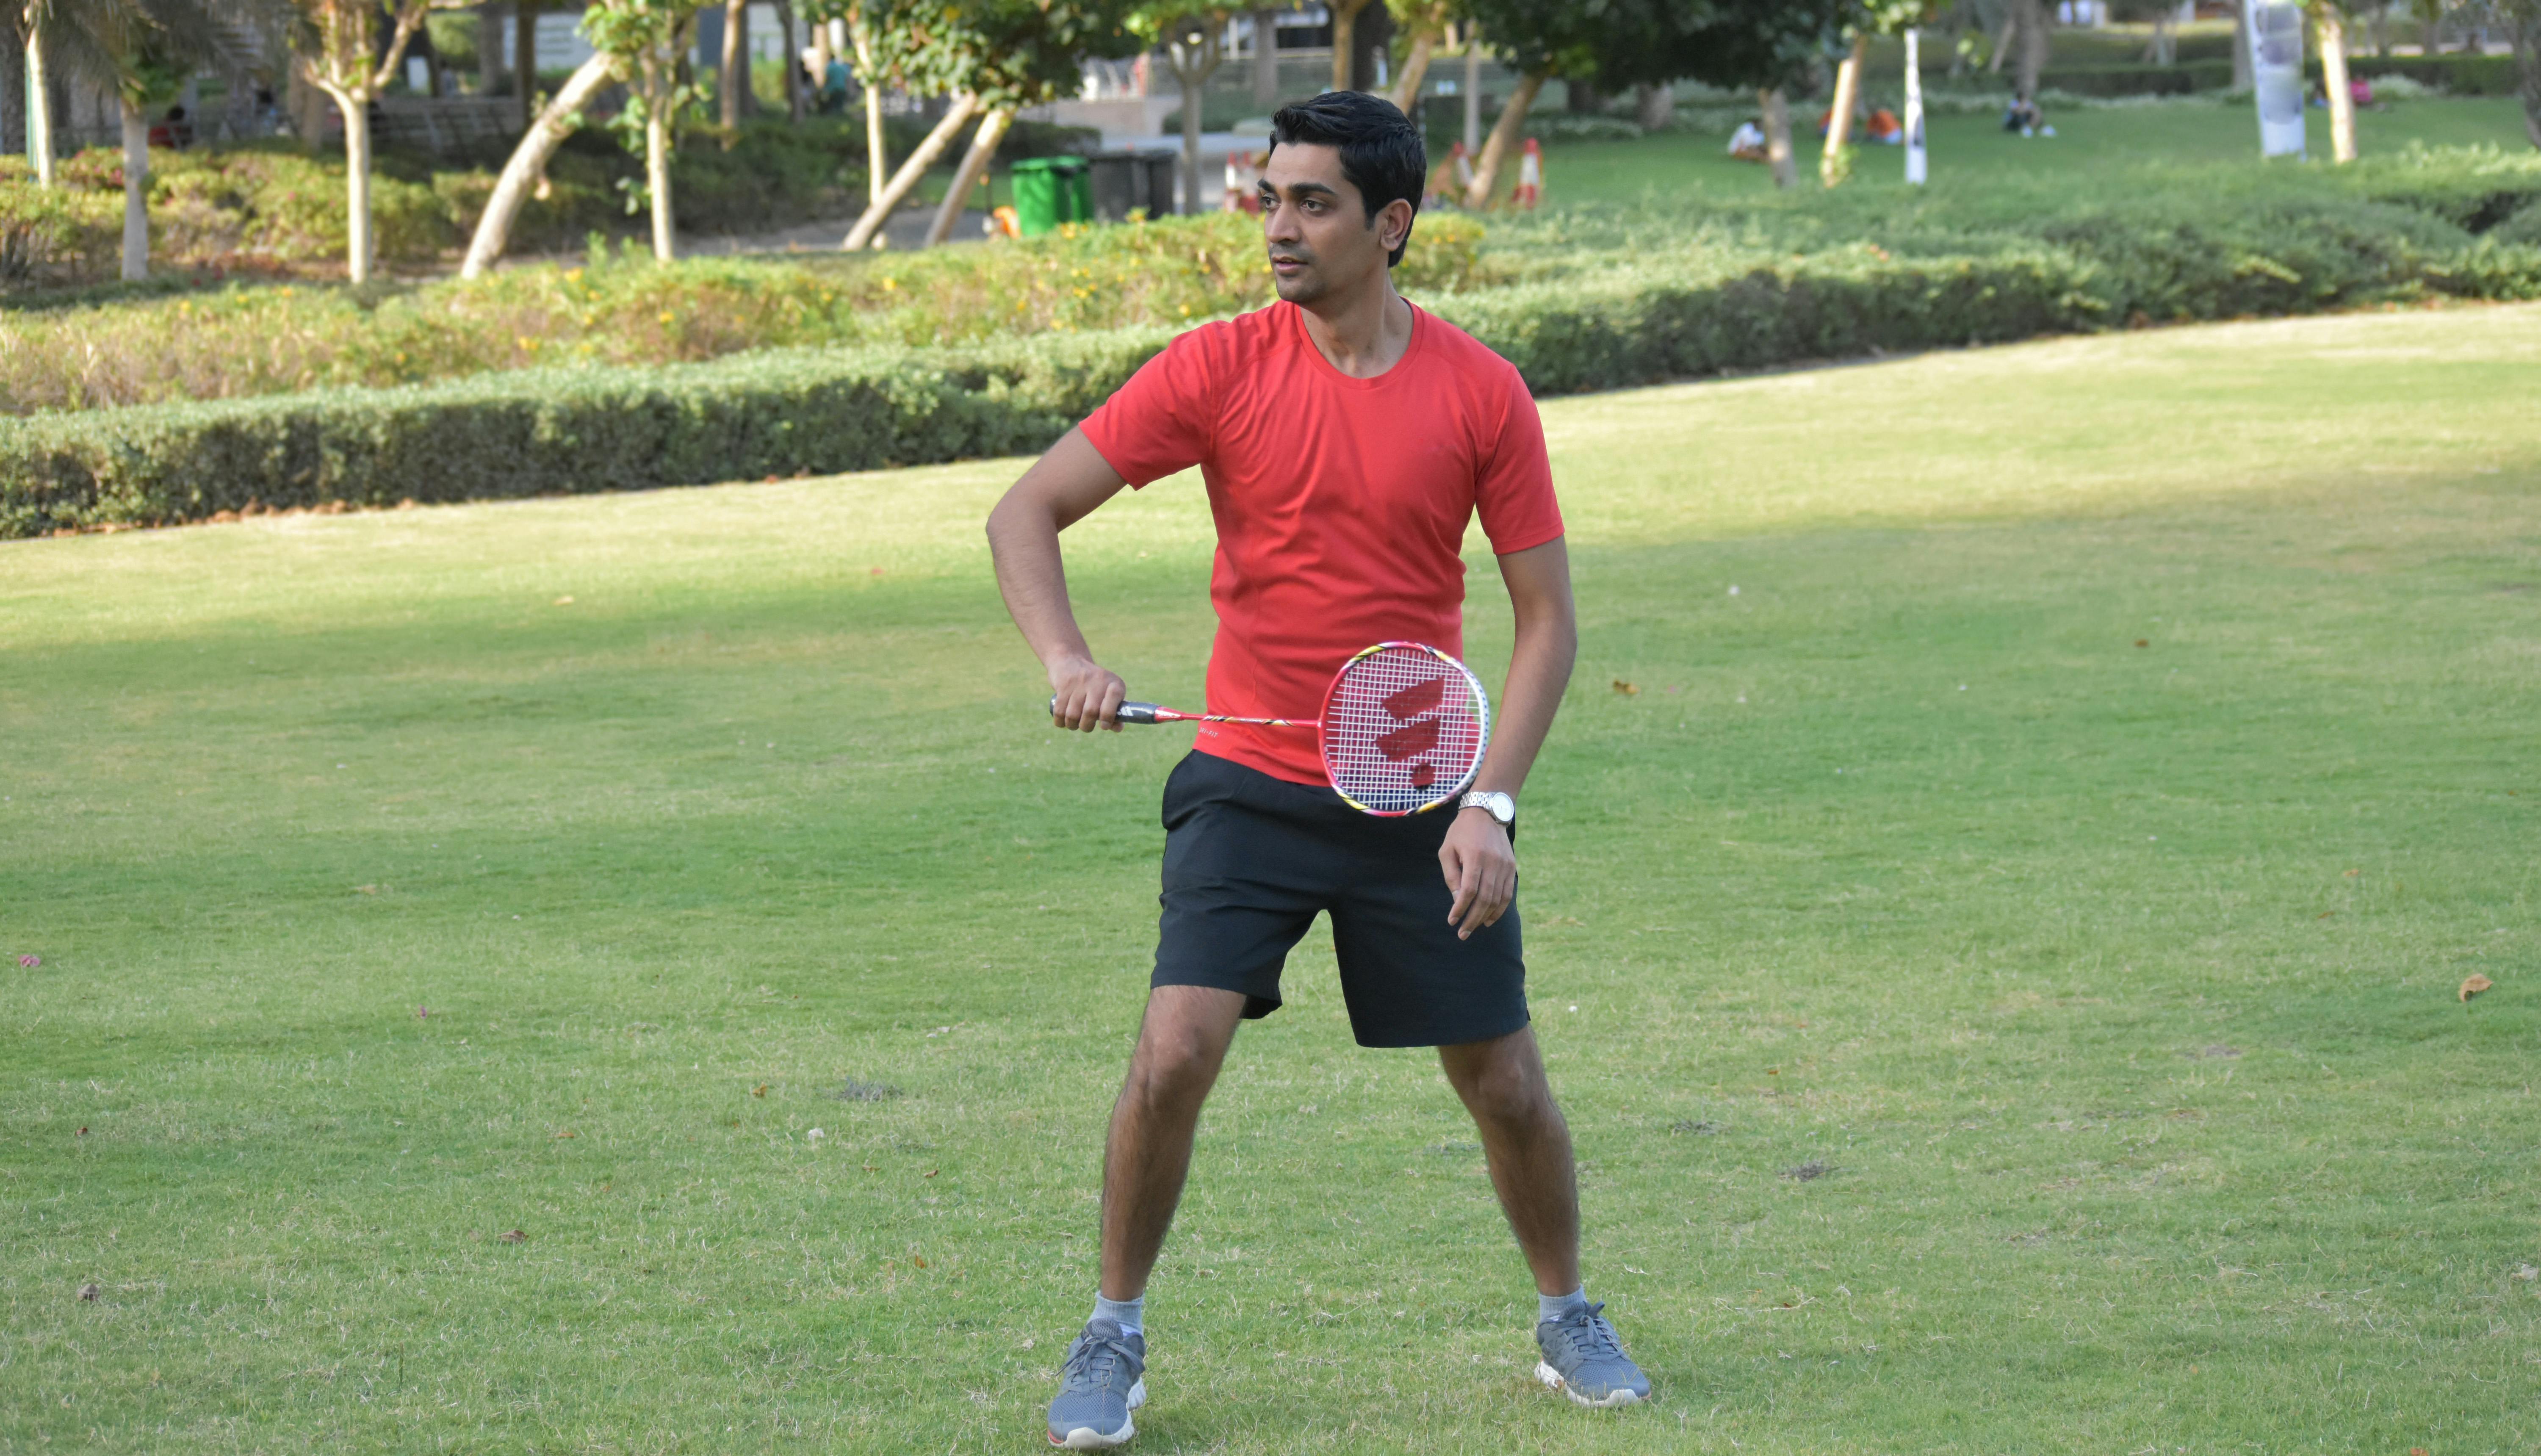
[1088,150,1182,222]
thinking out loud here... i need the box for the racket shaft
[1046,697,1312,728]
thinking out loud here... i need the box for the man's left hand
[1439,808,1515,940]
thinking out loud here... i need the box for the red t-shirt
[1080,300,1563,786]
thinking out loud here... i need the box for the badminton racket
[1047,641,1491,816]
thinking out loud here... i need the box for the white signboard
[1904,28,1927,185]
[2246,0,2307,158]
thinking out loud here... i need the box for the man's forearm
[986,496,1094,670]
[1475,615,1576,798]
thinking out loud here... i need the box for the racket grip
[1045,696,1162,725]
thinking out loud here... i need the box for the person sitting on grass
[1866,107,1903,144]
[1729,117,1769,161]
[2003,91,2054,137]
[988,87,1650,1450]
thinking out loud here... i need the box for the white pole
[1904,28,1926,185]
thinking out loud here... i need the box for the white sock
[1539,1286,1589,1324]
[1093,1292,1144,1337]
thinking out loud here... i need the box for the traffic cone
[1514,136,1543,210]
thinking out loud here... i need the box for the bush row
[11,190,2540,537]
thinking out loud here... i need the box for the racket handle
[1045,696,1163,725]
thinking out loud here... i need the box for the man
[985,91,1648,1450]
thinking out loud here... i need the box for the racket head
[1317,642,1491,816]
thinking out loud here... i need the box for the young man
[985,91,1648,1450]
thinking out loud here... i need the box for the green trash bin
[1010,155,1094,237]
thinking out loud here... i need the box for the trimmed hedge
[11,161,2541,538]
[0,329,1166,537]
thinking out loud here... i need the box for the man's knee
[1444,1033,1557,1127]
[1123,987,1242,1106]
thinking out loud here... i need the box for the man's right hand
[1049,656,1128,732]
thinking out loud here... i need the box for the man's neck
[1295,274,1414,380]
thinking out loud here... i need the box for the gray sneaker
[1046,1317,1146,1449]
[1534,1301,1651,1407]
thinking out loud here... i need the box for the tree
[2506,0,2539,148]
[582,0,703,260]
[1614,0,1839,191]
[1383,0,1458,113]
[1456,0,1607,208]
[22,0,255,276]
[1328,0,1376,91]
[1824,2,1935,185]
[841,0,1136,250]
[2311,1,2357,162]
[293,0,469,282]
[459,49,626,275]
[2107,0,2178,64]
[1124,6,1233,221]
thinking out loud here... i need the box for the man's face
[1259,141,1410,306]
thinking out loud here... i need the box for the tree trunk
[1462,69,1542,209]
[480,3,507,94]
[1821,33,1865,186]
[850,8,884,206]
[1180,64,1204,212]
[924,104,1010,246]
[842,91,978,250]
[775,0,803,123]
[2233,0,2253,89]
[1989,15,2014,72]
[2320,9,2356,162]
[719,0,747,138]
[462,51,626,277]
[647,73,674,260]
[23,28,50,186]
[1759,86,1796,191]
[1,30,23,160]
[336,89,374,282]
[2515,6,2541,150]
[1329,0,1373,94]
[1252,8,1280,106]
[517,1,537,133]
[1462,34,1481,153]
[119,97,147,280]
[1385,29,1436,113]
[2016,0,2049,100]
[1634,82,1673,130]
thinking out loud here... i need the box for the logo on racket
[1044,641,1490,817]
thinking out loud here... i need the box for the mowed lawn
[4,304,2539,1454]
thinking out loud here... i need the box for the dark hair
[1268,91,1426,267]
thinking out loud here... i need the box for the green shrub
[0,179,119,286]
[0,328,1171,536]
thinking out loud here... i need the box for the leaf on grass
[1780,1160,1834,1182]
[78,1282,100,1301]
[499,1229,528,1243]
[554,1129,576,1139]
[415,1005,430,1020]
[2134,639,2148,648]
[752,1084,768,1098]
[924,1168,938,1178]
[1611,679,1639,696]
[913,1255,928,1268]
[353,884,379,895]
[553,596,574,606]
[17,954,39,968]
[2460,973,2494,1002]
[2343,868,2361,877]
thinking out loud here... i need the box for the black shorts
[1151,751,1529,1049]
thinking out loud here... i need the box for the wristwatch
[1457,789,1516,827]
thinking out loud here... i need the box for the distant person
[148,104,192,149]
[1728,117,1768,162]
[2003,92,2052,137]
[818,58,851,115]
[1866,107,1902,144]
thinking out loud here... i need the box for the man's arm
[1440,535,1578,938]
[985,426,1134,732]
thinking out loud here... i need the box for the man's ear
[1379,197,1415,254]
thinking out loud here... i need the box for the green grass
[4,303,2540,1453]
[1528,96,2539,207]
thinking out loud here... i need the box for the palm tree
[21,0,261,279]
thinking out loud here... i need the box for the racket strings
[1320,644,1489,815]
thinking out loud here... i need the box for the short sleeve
[1473,369,1563,555]
[1078,327,1221,489]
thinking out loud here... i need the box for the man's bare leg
[1099,985,1248,1299]
[1438,1025,1581,1295]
